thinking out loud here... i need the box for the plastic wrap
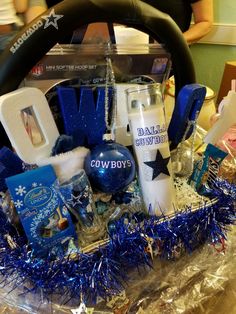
[126,227,236,314]
[218,136,236,184]
[0,225,235,313]
[0,121,235,313]
[0,56,234,312]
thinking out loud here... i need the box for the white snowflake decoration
[32,182,38,188]
[15,185,26,197]
[14,199,23,208]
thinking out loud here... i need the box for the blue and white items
[126,84,176,215]
[84,141,136,193]
[6,165,76,257]
[189,143,227,195]
[58,170,105,246]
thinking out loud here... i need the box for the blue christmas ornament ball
[84,141,136,193]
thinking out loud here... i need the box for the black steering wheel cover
[0,0,195,97]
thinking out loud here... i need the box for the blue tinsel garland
[0,179,235,303]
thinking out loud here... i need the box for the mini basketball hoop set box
[0,1,235,313]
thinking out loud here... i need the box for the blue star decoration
[42,9,63,30]
[144,150,170,180]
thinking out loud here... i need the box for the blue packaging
[6,165,76,257]
[188,143,227,195]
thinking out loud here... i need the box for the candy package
[6,165,76,257]
[189,143,227,195]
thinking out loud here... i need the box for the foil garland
[0,179,235,303]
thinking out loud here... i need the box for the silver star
[68,193,83,207]
[42,9,63,30]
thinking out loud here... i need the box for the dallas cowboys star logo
[68,193,83,207]
[144,150,170,180]
[42,9,63,30]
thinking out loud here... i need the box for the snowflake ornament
[15,185,26,197]
[14,199,23,208]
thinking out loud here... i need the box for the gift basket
[0,0,235,313]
